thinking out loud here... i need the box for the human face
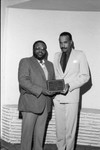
[59,35,72,52]
[34,42,47,60]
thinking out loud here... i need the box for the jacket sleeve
[69,52,90,92]
[18,58,42,97]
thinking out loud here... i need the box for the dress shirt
[38,60,48,80]
[60,49,72,72]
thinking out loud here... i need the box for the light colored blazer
[18,56,55,114]
[53,49,90,103]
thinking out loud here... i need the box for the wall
[1,0,31,114]
[1,8,100,109]
[1,0,30,49]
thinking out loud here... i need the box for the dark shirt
[60,49,72,72]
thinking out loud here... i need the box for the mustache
[61,47,68,51]
[61,47,67,49]
[33,52,47,60]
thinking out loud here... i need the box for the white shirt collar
[38,59,45,65]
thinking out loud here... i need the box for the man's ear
[71,41,75,49]
[70,40,73,44]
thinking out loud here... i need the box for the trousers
[54,101,79,150]
[20,105,47,150]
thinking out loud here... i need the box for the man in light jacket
[53,32,90,150]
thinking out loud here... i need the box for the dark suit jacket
[18,56,55,114]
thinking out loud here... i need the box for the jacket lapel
[30,57,46,81]
[56,53,64,77]
[45,60,52,80]
[64,49,75,76]
[56,50,75,78]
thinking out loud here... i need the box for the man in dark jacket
[18,40,55,150]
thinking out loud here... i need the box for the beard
[33,52,47,60]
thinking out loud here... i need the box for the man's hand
[42,88,56,96]
[61,83,70,95]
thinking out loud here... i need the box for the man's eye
[36,48,45,50]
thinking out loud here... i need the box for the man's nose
[62,43,65,47]
[38,49,43,52]
[62,45,66,48]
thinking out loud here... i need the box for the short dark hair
[33,40,47,50]
[59,32,72,41]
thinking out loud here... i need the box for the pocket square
[73,60,78,63]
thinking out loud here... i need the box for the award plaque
[47,79,65,92]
